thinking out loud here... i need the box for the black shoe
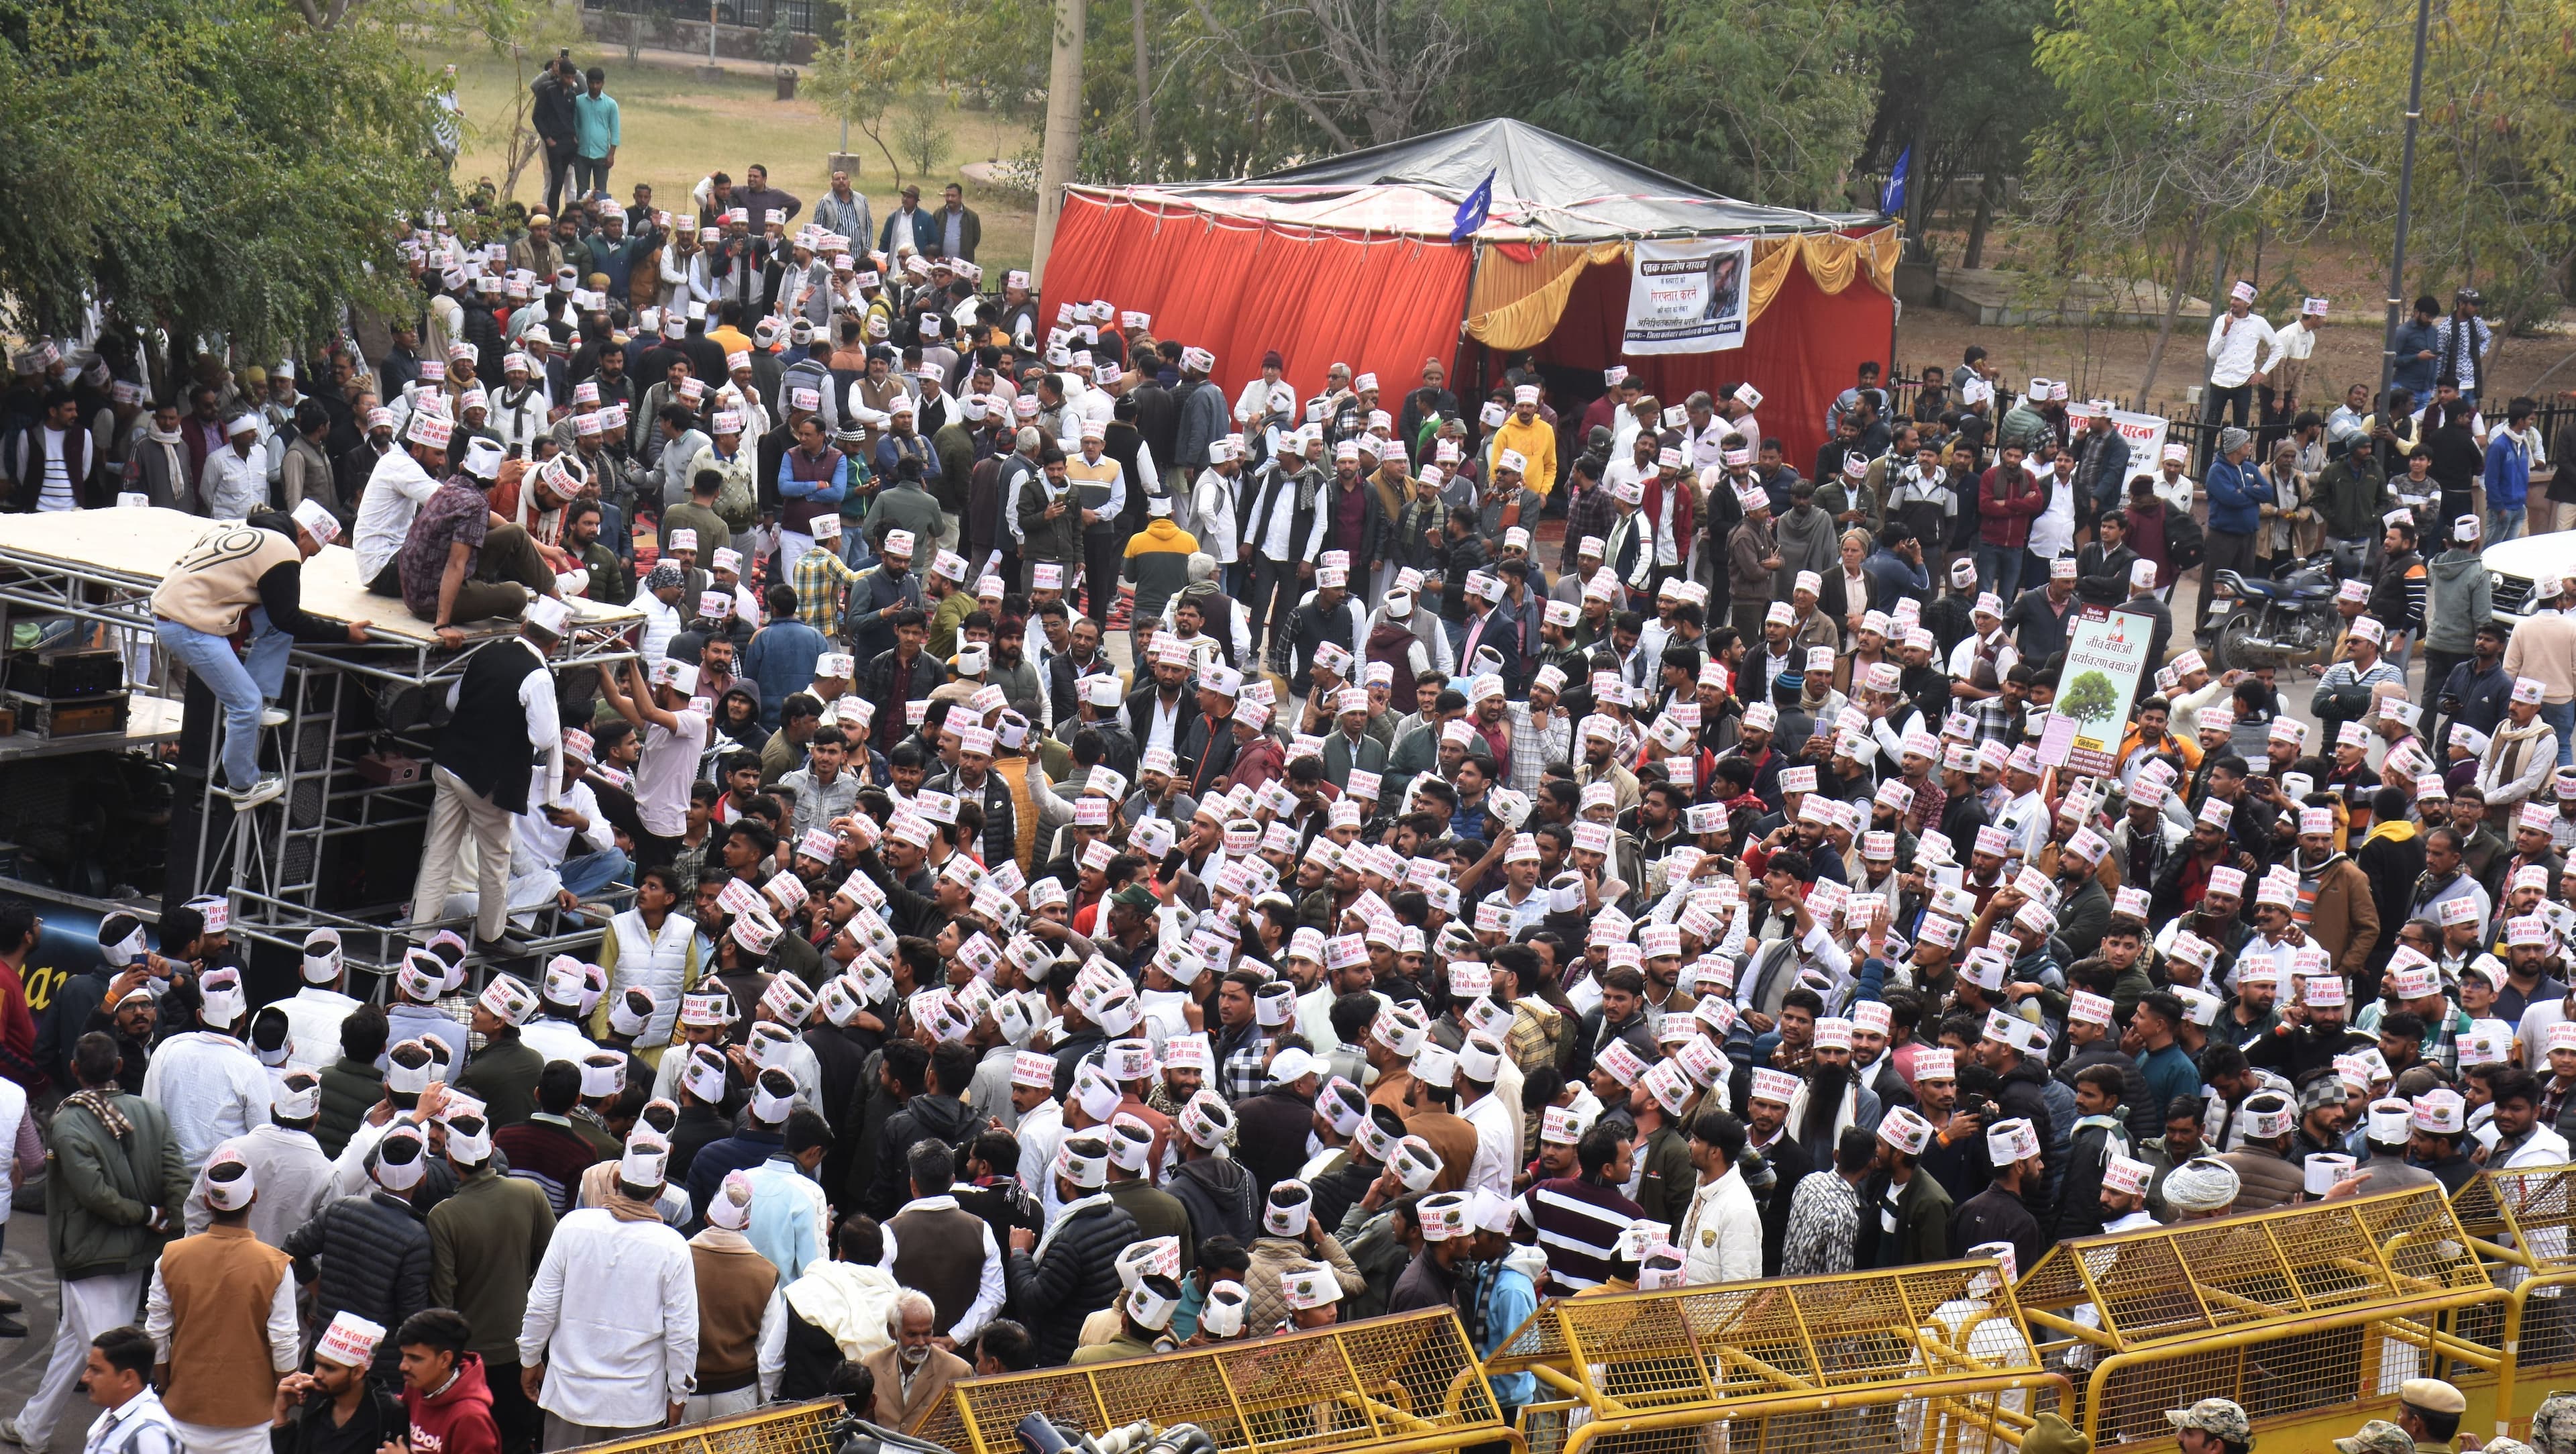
[0,1314,30,1338]
[0,1296,23,1315]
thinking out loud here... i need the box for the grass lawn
[419,42,1040,270]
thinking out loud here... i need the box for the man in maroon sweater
[490,1063,598,1215]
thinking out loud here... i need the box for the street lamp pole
[2379,0,2432,399]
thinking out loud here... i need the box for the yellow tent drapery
[1463,225,1901,350]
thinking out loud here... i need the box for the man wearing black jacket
[1004,1135,1138,1365]
[531,57,580,215]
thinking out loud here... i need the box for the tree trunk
[1131,0,1152,181]
[2139,214,2205,403]
[1962,165,1996,269]
[1030,0,1087,288]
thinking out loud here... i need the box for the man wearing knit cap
[145,1150,300,1454]
[517,1130,698,1448]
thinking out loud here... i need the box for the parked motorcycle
[2206,543,2365,672]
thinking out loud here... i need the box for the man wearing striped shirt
[1514,1121,1646,1296]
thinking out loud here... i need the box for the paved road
[0,1176,93,1454]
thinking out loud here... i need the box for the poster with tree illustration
[2058,609,2155,775]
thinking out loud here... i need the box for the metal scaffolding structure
[0,518,640,977]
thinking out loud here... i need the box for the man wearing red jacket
[1638,448,1699,605]
[395,1310,500,1454]
[1975,442,2045,603]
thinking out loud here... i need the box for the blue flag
[1452,170,1495,242]
[1880,147,1909,218]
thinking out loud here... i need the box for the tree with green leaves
[2025,0,2363,396]
[2057,670,2120,725]
[1468,0,1899,211]
[0,0,439,358]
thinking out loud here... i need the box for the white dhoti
[15,1269,147,1448]
[170,1418,274,1454]
[680,1388,759,1423]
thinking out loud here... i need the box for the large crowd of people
[9,62,2576,1454]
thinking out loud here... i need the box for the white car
[2483,533,2573,619]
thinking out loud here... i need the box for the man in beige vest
[142,1149,298,1454]
[149,502,372,809]
[685,1170,781,1420]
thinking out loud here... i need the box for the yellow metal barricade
[556,1398,848,1454]
[910,1309,1513,1454]
[2446,1167,2576,1438]
[2013,1187,2504,1452]
[1483,1257,2069,1454]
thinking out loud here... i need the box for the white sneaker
[5,1415,33,1447]
[225,776,286,809]
[258,706,290,729]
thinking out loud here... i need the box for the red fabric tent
[1038,121,1896,469]
[1527,254,1895,470]
[1043,193,1472,400]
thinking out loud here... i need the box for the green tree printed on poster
[2057,670,2120,726]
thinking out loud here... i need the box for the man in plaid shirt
[1212,969,1273,1102]
[1505,668,1572,798]
[790,512,861,631]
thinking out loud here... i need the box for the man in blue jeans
[148,501,372,808]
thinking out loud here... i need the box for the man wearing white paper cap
[2205,280,2273,446]
[10,1034,186,1453]
[142,964,272,1179]
[2479,672,2563,808]
[1951,1117,2045,1273]
[285,1121,434,1382]
[151,507,375,807]
[407,593,569,949]
[518,1127,698,1445]
[184,1070,330,1244]
[271,1310,407,1454]
[676,1168,780,1420]
[1486,381,1558,500]
[144,1147,301,1454]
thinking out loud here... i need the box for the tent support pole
[1455,237,1485,388]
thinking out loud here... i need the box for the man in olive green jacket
[11,1031,189,1451]
[427,1110,556,1454]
